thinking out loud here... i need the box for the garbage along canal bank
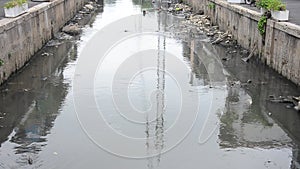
[0,0,300,168]
[185,0,300,86]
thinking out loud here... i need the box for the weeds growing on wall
[208,2,215,10]
[258,15,267,36]
[0,59,4,67]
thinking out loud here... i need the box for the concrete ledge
[273,21,300,38]
[0,0,86,84]
[0,3,51,33]
[214,0,300,38]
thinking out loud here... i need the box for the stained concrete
[0,0,86,85]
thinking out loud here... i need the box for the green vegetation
[258,15,267,36]
[0,59,4,67]
[267,0,286,11]
[4,0,27,9]
[256,0,286,11]
[256,0,284,36]
[208,2,215,10]
[255,0,271,9]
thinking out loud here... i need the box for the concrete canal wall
[0,0,86,85]
[186,0,300,85]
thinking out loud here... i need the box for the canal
[0,0,300,168]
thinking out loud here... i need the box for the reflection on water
[182,39,210,86]
[145,23,166,169]
[0,0,300,168]
[0,41,75,167]
[218,45,300,168]
[220,84,292,149]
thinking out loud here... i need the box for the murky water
[1,0,300,168]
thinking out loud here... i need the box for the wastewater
[0,0,300,168]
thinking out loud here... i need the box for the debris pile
[167,3,235,46]
[62,1,101,36]
[167,3,300,113]
[168,3,192,14]
[269,95,300,111]
[186,14,235,45]
[62,23,82,36]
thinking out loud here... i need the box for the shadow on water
[0,1,104,165]
[0,41,75,155]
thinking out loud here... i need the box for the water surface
[0,0,300,168]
